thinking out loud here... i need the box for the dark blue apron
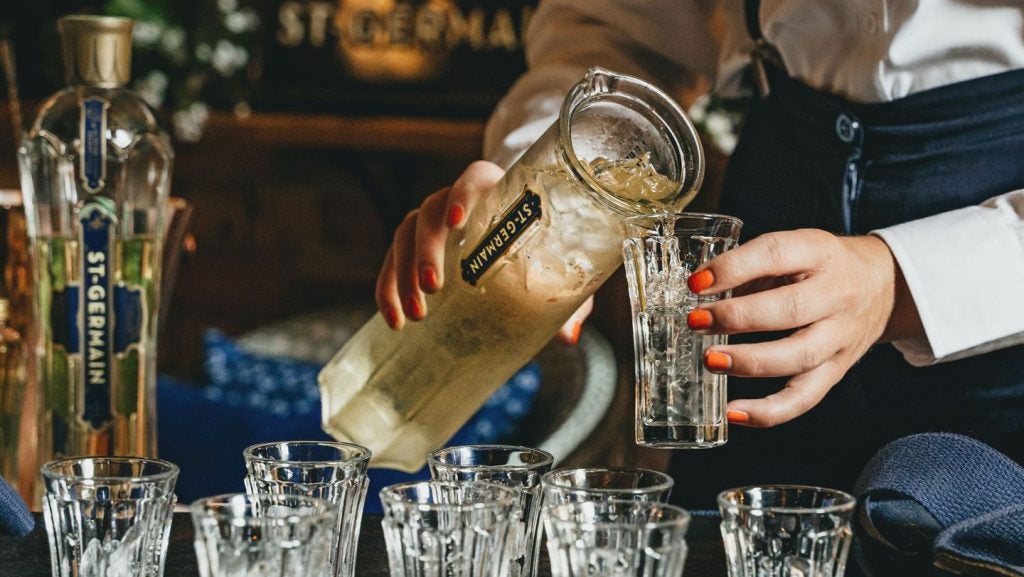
[667,2,1024,509]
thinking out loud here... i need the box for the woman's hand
[375,161,505,329]
[686,229,921,428]
[374,160,593,344]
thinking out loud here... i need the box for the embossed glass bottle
[18,16,173,459]
[318,68,704,472]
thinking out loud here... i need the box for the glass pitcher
[318,67,704,472]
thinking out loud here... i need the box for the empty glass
[622,212,742,448]
[540,468,674,507]
[544,499,690,577]
[243,441,370,577]
[718,485,856,577]
[190,493,334,577]
[41,456,179,577]
[380,480,519,577]
[428,445,555,577]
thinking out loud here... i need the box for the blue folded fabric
[0,474,33,537]
[159,330,542,507]
[853,433,1024,577]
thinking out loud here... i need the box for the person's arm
[378,0,718,329]
[484,0,717,167]
[685,189,1024,428]
[873,189,1024,365]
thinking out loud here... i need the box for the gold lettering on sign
[416,6,446,49]
[308,1,334,48]
[488,9,516,50]
[276,2,532,52]
[277,1,304,47]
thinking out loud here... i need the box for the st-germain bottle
[18,16,173,459]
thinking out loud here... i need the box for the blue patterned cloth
[853,433,1024,576]
[0,475,32,537]
[159,330,542,505]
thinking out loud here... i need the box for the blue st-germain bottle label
[80,97,108,193]
[460,187,543,287]
[47,205,146,431]
[79,202,116,429]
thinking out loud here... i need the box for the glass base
[637,422,727,448]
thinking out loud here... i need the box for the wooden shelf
[201,111,486,157]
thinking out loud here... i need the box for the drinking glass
[190,493,334,577]
[380,480,519,577]
[540,467,674,507]
[428,445,554,577]
[243,441,371,577]
[41,456,179,577]
[621,212,743,448]
[544,499,690,577]
[718,485,856,577]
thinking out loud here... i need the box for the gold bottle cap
[58,15,134,88]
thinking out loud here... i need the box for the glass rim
[620,211,744,229]
[558,67,704,217]
[544,499,691,531]
[243,440,372,467]
[189,492,336,523]
[379,480,520,513]
[426,444,555,472]
[540,467,675,496]
[716,484,857,514]
[40,456,179,483]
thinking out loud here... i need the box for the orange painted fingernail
[568,322,583,346]
[420,267,439,292]
[705,351,732,372]
[446,205,465,228]
[727,409,750,424]
[688,269,714,293]
[687,309,713,330]
[405,296,424,320]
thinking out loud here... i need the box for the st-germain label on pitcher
[461,186,542,286]
[80,96,108,193]
[79,202,115,430]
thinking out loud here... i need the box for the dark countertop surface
[0,512,728,576]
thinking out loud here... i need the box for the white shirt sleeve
[873,190,1024,366]
[483,0,718,168]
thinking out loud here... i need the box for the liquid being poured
[586,152,683,211]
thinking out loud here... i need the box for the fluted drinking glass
[244,441,371,577]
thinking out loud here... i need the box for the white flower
[217,0,239,14]
[174,102,211,143]
[161,26,185,53]
[241,8,261,30]
[224,12,250,34]
[134,70,169,109]
[715,132,738,155]
[705,111,733,138]
[688,94,710,122]
[133,21,163,46]
[212,40,249,76]
[195,43,212,63]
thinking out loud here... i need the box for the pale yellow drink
[318,69,703,471]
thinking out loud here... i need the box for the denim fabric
[0,475,32,537]
[667,65,1024,510]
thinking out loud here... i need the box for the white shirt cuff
[873,203,1024,366]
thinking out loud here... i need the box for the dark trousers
[667,65,1024,509]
